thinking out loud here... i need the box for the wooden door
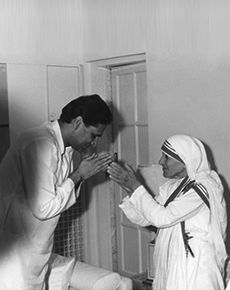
[111,63,152,276]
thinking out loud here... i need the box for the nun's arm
[122,185,205,228]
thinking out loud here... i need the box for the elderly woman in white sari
[107,134,227,290]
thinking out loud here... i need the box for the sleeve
[21,137,79,220]
[121,185,205,228]
[119,196,152,227]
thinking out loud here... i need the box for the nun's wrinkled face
[159,153,187,179]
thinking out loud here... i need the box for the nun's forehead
[162,135,207,177]
[161,139,185,164]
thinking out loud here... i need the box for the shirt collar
[51,120,74,156]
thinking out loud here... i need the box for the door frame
[82,53,146,271]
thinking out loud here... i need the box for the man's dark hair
[59,94,113,126]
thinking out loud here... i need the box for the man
[0,94,113,290]
[107,134,227,290]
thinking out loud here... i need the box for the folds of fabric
[120,180,225,290]
[0,121,79,290]
[166,135,227,274]
[120,135,227,290]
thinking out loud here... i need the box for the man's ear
[72,116,83,130]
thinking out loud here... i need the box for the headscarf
[161,134,227,272]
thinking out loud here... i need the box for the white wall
[0,0,83,65]
[146,0,230,187]
[82,0,149,61]
[0,0,84,140]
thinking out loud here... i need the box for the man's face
[70,119,106,153]
[158,153,187,179]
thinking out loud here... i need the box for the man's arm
[21,138,76,220]
[21,140,112,220]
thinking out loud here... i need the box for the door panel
[137,126,149,165]
[111,63,151,276]
[120,127,136,164]
[136,71,148,124]
[117,73,135,124]
[47,65,80,121]
[122,226,140,272]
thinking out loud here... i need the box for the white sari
[120,135,227,290]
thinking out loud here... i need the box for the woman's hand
[107,162,141,194]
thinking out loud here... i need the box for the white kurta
[120,179,226,290]
[0,121,80,290]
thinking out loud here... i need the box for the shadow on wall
[0,125,10,162]
[203,142,230,255]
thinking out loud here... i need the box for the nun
[107,134,227,290]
